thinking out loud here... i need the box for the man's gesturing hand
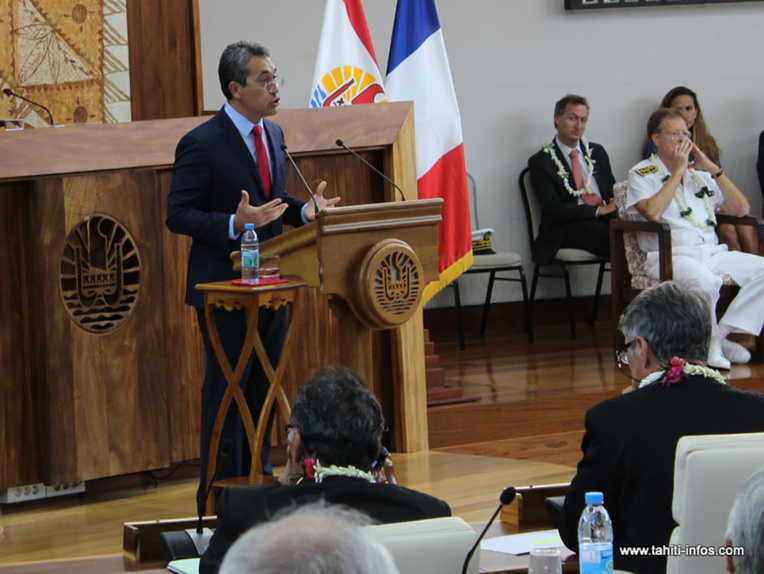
[233,190,288,233]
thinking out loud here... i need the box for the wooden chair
[519,167,609,339]
[451,173,532,349]
[609,180,764,354]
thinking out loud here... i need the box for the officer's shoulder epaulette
[635,165,658,177]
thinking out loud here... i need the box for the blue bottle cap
[244,223,255,230]
[585,492,604,505]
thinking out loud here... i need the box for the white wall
[198,0,764,308]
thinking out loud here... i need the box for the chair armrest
[715,213,764,227]
[715,214,764,256]
[610,219,674,281]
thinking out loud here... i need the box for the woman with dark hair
[644,86,754,251]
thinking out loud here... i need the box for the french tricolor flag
[310,0,387,108]
[386,0,472,301]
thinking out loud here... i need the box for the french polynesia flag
[310,0,387,108]
[385,0,472,302]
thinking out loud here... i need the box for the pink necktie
[570,148,604,207]
[253,125,272,199]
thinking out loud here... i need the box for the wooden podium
[0,101,434,491]
[236,199,441,449]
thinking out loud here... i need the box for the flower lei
[301,458,375,483]
[651,154,718,232]
[638,357,727,389]
[543,137,596,197]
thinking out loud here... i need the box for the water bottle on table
[241,223,259,284]
[578,491,613,574]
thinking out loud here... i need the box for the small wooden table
[195,277,306,514]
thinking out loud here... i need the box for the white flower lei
[650,154,718,232]
[313,460,374,483]
[638,363,727,388]
[543,137,596,197]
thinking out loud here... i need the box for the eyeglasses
[662,131,691,141]
[251,76,284,92]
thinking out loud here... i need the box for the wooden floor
[2,311,763,567]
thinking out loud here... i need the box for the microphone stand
[335,138,407,201]
[281,143,320,216]
[2,89,56,126]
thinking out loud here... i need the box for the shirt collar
[555,136,581,158]
[224,102,264,138]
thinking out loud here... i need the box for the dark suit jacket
[558,377,764,574]
[166,109,306,308]
[527,141,615,265]
[199,477,452,574]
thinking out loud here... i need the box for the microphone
[280,143,320,217]
[3,88,55,126]
[461,486,516,574]
[335,139,407,201]
[159,438,232,561]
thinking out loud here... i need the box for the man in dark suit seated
[166,40,340,515]
[558,281,764,574]
[527,94,617,265]
[199,366,451,574]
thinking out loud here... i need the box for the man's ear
[229,81,242,101]
[650,132,660,149]
[291,429,309,463]
[634,336,655,372]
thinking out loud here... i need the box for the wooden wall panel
[126,0,197,121]
[30,172,172,482]
[159,169,206,462]
[0,186,38,487]
[24,180,78,483]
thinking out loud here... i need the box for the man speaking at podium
[166,40,339,515]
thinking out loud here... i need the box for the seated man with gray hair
[558,281,764,574]
[200,366,450,574]
[726,467,764,574]
[219,503,399,574]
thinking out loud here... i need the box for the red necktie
[570,148,604,207]
[253,125,272,199]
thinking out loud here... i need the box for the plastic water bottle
[240,223,259,284]
[578,492,613,574]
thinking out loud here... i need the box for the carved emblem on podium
[59,214,141,334]
[357,239,423,329]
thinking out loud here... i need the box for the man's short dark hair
[290,366,385,471]
[218,41,270,100]
[647,108,685,138]
[553,94,589,128]
[619,281,711,364]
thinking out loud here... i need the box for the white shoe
[721,339,751,364]
[707,338,731,370]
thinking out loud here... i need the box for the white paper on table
[480,529,564,555]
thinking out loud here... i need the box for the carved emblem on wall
[357,239,423,329]
[59,214,141,333]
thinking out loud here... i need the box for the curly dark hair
[290,366,385,471]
